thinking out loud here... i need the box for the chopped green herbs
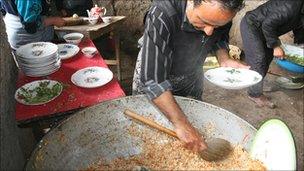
[85,77,99,83]
[84,68,97,74]
[17,81,62,104]
[253,76,260,82]
[225,68,241,74]
[223,78,241,83]
[285,54,304,66]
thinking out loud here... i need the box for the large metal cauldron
[26,95,257,170]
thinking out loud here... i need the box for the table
[55,16,126,80]
[15,39,125,125]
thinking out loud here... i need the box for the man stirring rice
[133,0,248,153]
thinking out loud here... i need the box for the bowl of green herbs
[276,44,304,73]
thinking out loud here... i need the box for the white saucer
[71,66,113,88]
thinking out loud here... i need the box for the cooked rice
[87,123,266,171]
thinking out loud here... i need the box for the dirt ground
[108,49,304,169]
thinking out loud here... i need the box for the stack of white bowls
[15,42,61,77]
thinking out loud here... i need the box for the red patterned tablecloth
[15,39,125,123]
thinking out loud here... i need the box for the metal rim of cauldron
[26,95,257,170]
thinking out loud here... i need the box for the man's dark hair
[193,0,244,12]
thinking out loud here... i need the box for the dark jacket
[245,0,304,48]
[55,0,93,17]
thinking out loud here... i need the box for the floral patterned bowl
[204,67,262,90]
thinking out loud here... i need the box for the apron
[3,13,54,50]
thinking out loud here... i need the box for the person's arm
[43,17,65,27]
[153,91,207,152]
[213,22,249,68]
[44,0,66,27]
[140,5,207,152]
[216,48,248,68]
[261,1,301,58]
[261,13,287,59]
[15,0,41,23]
[15,0,65,33]
[14,0,42,33]
[261,14,283,49]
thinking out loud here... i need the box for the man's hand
[175,120,207,152]
[220,58,250,69]
[43,17,66,27]
[216,48,250,69]
[51,17,66,27]
[153,91,207,153]
[273,46,285,59]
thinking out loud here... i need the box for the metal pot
[26,95,256,170]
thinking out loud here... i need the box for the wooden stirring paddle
[124,109,232,162]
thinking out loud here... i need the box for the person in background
[0,0,66,50]
[55,0,93,17]
[132,0,248,153]
[241,0,304,108]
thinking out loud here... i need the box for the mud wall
[93,0,293,54]
[0,15,35,170]
[0,14,25,170]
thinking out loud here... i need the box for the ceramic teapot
[89,4,107,18]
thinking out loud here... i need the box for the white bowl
[102,16,112,23]
[88,16,99,25]
[63,33,84,45]
[81,47,97,58]
[204,67,262,90]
